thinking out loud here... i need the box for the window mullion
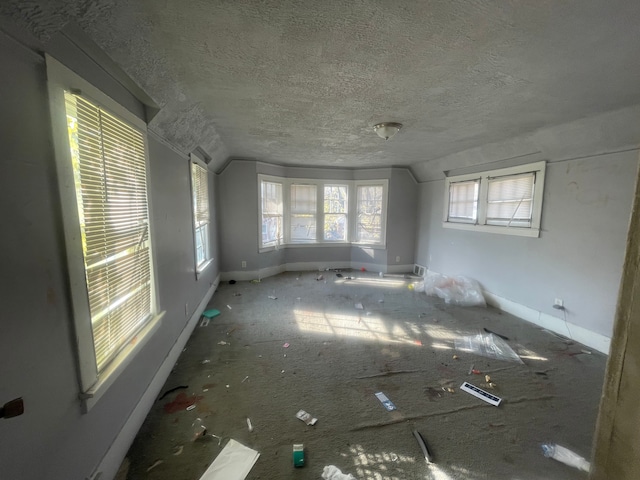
[477,176,489,225]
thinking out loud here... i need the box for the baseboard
[483,290,611,354]
[221,262,414,281]
[90,275,220,480]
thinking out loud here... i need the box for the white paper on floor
[198,439,260,480]
[454,332,524,364]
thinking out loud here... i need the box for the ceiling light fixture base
[373,122,403,140]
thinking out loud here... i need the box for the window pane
[261,181,282,245]
[357,185,383,243]
[65,92,152,373]
[487,173,534,227]
[191,162,211,268]
[290,184,316,241]
[448,180,479,223]
[324,185,348,241]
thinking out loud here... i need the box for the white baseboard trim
[90,275,220,480]
[220,262,414,281]
[483,290,611,355]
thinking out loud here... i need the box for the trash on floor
[192,418,222,445]
[483,327,509,340]
[293,443,305,467]
[321,465,356,480]
[412,430,434,463]
[454,332,524,364]
[226,305,232,309]
[246,418,253,432]
[374,391,397,411]
[460,381,502,406]
[202,309,221,319]
[283,342,290,348]
[202,359,211,363]
[296,409,318,426]
[317,274,324,281]
[146,459,163,472]
[164,393,203,414]
[468,364,475,375]
[355,303,364,310]
[172,445,183,456]
[158,385,188,400]
[233,293,242,297]
[268,295,277,300]
[200,317,210,327]
[541,443,590,472]
[250,279,261,283]
[197,439,260,480]
[241,375,249,383]
[218,341,229,346]
[336,273,343,278]
[421,271,486,306]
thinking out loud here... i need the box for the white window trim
[258,174,388,251]
[442,161,546,238]
[46,54,163,412]
[190,153,213,278]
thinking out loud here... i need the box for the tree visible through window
[324,185,348,241]
[356,185,383,243]
[261,180,283,247]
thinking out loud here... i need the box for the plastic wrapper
[455,332,523,364]
[322,465,356,480]
[541,443,590,472]
[421,272,486,307]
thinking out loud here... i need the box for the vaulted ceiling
[2,0,640,174]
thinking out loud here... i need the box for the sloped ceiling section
[2,1,640,175]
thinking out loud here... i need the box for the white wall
[415,138,638,341]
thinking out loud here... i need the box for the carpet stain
[163,393,203,414]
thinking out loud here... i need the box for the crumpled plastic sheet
[198,439,260,480]
[419,272,486,307]
[322,465,356,480]
[455,332,524,364]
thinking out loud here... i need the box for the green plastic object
[293,444,304,467]
[202,309,221,319]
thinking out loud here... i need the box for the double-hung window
[443,161,546,237]
[290,184,317,242]
[324,185,348,241]
[356,184,385,244]
[47,55,161,409]
[260,180,283,248]
[191,156,212,273]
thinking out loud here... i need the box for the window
[356,184,384,243]
[324,185,348,241]
[260,180,283,247]
[191,157,212,273]
[47,55,162,408]
[443,161,546,237]
[290,184,317,242]
[258,175,387,249]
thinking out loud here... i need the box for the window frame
[46,55,163,412]
[190,153,213,277]
[442,161,546,237]
[259,178,284,249]
[258,174,388,251]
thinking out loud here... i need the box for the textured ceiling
[2,0,640,173]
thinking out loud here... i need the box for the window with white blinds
[290,184,317,242]
[443,162,546,237]
[324,185,348,241]
[487,173,535,227]
[191,161,211,270]
[261,180,283,247]
[65,92,153,374]
[448,180,479,223]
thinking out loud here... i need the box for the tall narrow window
[64,92,152,374]
[448,179,479,224]
[191,160,211,271]
[486,173,535,227]
[324,185,348,241]
[261,180,283,247]
[290,184,317,242]
[356,185,384,243]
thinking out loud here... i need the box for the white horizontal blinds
[448,179,479,223]
[486,172,535,227]
[324,185,348,241]
[261,181,283,245]
[191,163,210,267]
[356,185,383,243]
[65,92,152,374]
[290,184,317,241]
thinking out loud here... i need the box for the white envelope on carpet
[199,439,260,480]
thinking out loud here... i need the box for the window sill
[196,258,214,279]
[442,221,540,238]
[79,311,165,413]
[259,241,386,253]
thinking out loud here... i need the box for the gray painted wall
[218,160,418,274]
[0,34,219,480]
[415,150,637,337]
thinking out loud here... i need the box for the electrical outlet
[395,256,400,263]
[553,298,564,309]
[241,261,247,268]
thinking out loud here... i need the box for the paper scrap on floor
[454,332,524,364]
[198,439,260,480]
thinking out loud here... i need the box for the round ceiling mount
[373,122,403,140]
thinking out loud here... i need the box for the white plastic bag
[542,443,590,472]
[322,465,356,480]
[423,272,486,307]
